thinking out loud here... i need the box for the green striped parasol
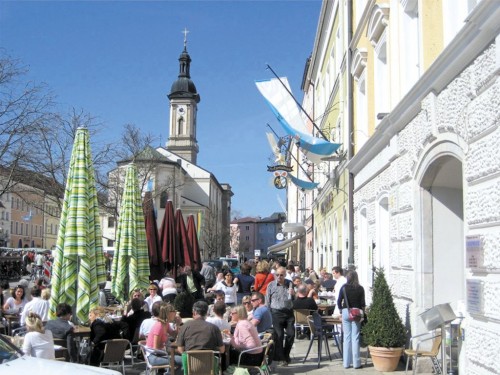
[110,163,150,302]
[49,127,107,324]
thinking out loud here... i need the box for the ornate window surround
[367,4,390,47]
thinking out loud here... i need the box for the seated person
[208,290,229,321]
[241,295,254,320]
[139,301,162,340]
[20,286,49,325]
[121,298,152,343]
[206,301,231,331]
[45,302,77,362]
[321,273,337,291]
[249,292,273,333]
[88,307,124,366]
[228,305,263,366]
[145,283,163,312]
[293,284,319,311]
[22,312,55,359]
[144,303,182,368]
[125,289,149,315]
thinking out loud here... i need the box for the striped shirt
[266,279,293,310]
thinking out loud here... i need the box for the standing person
[45,302,77,362]
[176,301,225,374]
[214,270,238,306]
[249,292,273,333]
[337,270,366,370]
[200,262,216,292]
[176,265,205,300]
[22,312,55,359]
[228,305,263,366]
[254,260,274,297]
[332,266,347,315]
[159,270,178,303]
[235,264,254,305]
[266,266,295,366]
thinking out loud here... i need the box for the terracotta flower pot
[368,346,403,372]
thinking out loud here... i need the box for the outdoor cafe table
[3,313,20,336]
[317,304,336,315]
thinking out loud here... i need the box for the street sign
[254,249,261,257]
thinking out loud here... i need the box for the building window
[20,223,23,235]
[107,239,114,247]
[108,217,115,228]
[245,236,249,241]
[11,197,14,208]
[160,191,168,208]
[245,226,249,231]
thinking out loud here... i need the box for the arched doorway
[419,155,464,311]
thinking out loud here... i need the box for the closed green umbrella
[49,127,107,324]
[111,163,150,302]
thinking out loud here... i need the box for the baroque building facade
[284,1,499,373]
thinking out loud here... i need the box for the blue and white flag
[256,77,341,158]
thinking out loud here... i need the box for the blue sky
[0,0,321,218]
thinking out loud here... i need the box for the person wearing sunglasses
[266,266,295,366]
[249,292,272,333]
[144,283,162,312]
[241,296,254,319]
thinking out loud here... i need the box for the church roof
[168,47,200,102]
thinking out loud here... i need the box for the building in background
[102,42,233,260]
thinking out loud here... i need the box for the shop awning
[267,234,304,254]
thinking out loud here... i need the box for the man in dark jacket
[292,285,318,311]
[45,303,77,362]
[176,265,205,300]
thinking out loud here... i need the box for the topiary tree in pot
[362,268,406,372]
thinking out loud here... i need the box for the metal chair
[293,309,313,339]
[186,350,217,375]
[404,331,442,374]
[303,311,342,368]
[99,338,130,374]
[237,339,274,375]
[140,341,170,375]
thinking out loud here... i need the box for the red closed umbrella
[187,215,202,271]
[175,209,193,270]
[143,191,163,280]
[159,200,181,279]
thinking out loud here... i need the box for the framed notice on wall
[465,235,483,269]
[466,279,484,314]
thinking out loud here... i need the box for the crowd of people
[0,256,366,373]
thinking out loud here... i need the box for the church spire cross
[182,27,189,49]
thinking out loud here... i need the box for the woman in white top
[3,285,28,314]
[215,270,238,306]
[22,312,55,359]
[144,283,162,312]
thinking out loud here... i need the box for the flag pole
[265,64,329,141]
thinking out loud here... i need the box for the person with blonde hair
[228,305,263,366]
[22,312,55,359]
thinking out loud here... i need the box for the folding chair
[99,338,130,374]
[140,342,170,375]
[237,339,274,375]
[293,309,313,339]
[185,350,217,375]
[405,331,442,374]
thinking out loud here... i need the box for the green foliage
[173,291,195,318]
[362,268,406,348]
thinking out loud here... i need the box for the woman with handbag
[337,270,365,369]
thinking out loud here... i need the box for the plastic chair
[186,350,216,375]
[294,309,313,338]
[99,338,130,374]
[404,331,442,374]
[237,339,274,375]
[140,341,170,375]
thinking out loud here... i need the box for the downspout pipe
[347,0,355,269]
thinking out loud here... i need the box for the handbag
[343,287,363,322]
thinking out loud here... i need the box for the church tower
[167,33,200,164]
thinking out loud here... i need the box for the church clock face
[177,105,186,115]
